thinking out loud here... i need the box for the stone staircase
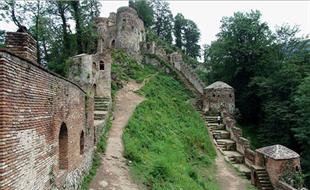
[255,167,273,190]
[206,115,251,178]
[94,96,110,121]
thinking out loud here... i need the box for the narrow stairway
[206,115,274,190]
[206,115,251,178]
[254,167,273,190]
[94,96,110,123]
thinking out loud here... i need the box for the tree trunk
[57,2,70,56]
[71,0,83,54]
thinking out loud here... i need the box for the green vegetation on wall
[123,67,218,189]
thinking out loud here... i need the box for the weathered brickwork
[69,50,112,99]
[4,32,37,64]
[0,49,95,189]
[95,7,145,60]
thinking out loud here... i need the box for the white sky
[1,0,309,46]
[100,0,310,46]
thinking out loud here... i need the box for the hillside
[108,50,218,189]
[124,69,218,189]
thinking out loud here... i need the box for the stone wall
[257,156,301,187]
[69,50,112,99]
[95,7,145,60]
[0,50,95,190]
[221,110,255,166]
[143,47,205,96]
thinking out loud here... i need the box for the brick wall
[0,50,94,190]
[5,32,37,64]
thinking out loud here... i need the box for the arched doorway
[93,84,97,96]
[99,61,105,70]
[80,131,84,155]
[59,123,68,170]
[111,39,115,48]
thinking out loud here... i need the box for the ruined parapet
[92,51,111,99]
[69,50,111,99]
[203,81,235,114]
[142,41,156,54]
[94,17,109,53]
[4,31,37,64]
[108,12,116,26]
[115,7,145,58]
[170,52,183,70]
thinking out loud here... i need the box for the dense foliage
[203,10,310,187]
[0,0,100,76]
[129,0,154,27]
[123,65,218,190]
[130,0,201,60]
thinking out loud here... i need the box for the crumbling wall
[0,50,94,190]
[115,7,145,57]
[69,50,112,99]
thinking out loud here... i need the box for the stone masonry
[0,6,145,190]
[0,47,94,189]
[0,5,304,190]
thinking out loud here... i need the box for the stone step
[223,151,244,164]
[95,108,108,111]
[216,139,236,151]
[217,144,227,151]
[95,104,109,109]
[212,130,230,139]
[232,164,251,179]
[94,96,110,100]
[209,124,225,130]
[94,113,106,120]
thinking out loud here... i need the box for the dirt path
[90,81,144,190]
[215,149,249,190]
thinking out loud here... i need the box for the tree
[129,0,154,27]
[208,10,273,123]
[151,0,173,44]
[183,19,200,58]
[174,13,186,49]
[70,0,83,54]
[0,0,24,29]
[294,76,310,187]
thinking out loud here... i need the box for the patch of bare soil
[90,81,144,190]
[215,149,249,190]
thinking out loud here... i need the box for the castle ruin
[0,5,303,190]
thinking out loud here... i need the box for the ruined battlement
[117,6,138,15]
[95,6,145,60]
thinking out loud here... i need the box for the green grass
[123,68,219,190]
[80,116,112,190]
[111,50,155,95]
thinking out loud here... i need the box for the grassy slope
[123,65,218,189]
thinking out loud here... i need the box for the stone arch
[93,84,97,96]
[92,62,97,71]
[59,123,68,170]
[111,39,115,48]
[99,61,105,70]
[80,130,84,155]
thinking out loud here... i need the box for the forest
[0,0,309,187]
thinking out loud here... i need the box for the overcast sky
[1,1,309,46]
[101,0,310,46]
